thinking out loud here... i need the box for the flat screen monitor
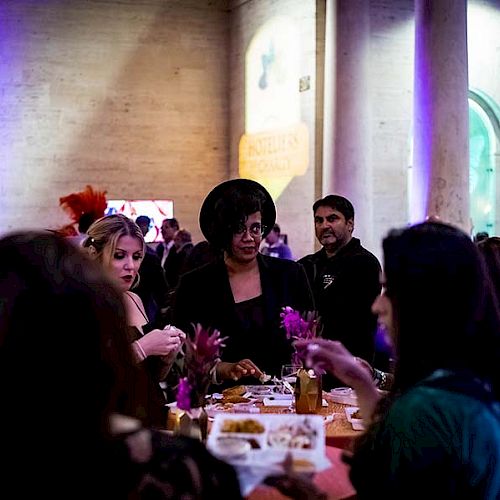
[105,199,174,243]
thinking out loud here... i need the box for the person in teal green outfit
[298,221,500,499]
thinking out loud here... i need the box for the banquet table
[167,390,363,498]
[167,392,363,448]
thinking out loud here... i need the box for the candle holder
[294,368,322,414]
[174,406,208,442]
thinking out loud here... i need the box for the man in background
[261,223,293,260]
[474,231,489,244]
[299,195,381,374]
[135,215,152,244]
[164,229,193,289]
[156,218,179,270]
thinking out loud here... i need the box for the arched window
[469,90,500,236]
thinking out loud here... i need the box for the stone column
[411,0,469,230]
[324,0,373,250]
[322,0,336,199]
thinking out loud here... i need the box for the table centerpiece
[175,323,226,441]
[280,306,322,414]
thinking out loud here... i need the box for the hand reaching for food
[216,359,263,381]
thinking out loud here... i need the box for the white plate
[213,437,252,459]
[245,385,275,395]
[344,406,365,430]
[263,397,293,407]
[207,413,330,473]
[330,387,358,405]
[263,397,329,407]
[206,401,259,418]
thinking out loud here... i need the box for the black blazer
[172,254,314,376]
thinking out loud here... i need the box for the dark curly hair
[209,183,268,253]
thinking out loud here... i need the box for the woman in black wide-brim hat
[172,179,314,383]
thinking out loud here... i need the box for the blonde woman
[84,213,185,427]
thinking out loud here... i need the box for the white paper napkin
[263,398,328,407]
[263,397,293,406]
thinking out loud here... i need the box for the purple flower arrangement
[280,306,320,365]
[176,323,226,411]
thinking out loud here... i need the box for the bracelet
[372,367,383,385]
[379,371,388,390]
[373,368,391,390]
[133,340,147,362]
[211,360,223,385]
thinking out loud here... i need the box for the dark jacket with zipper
[299,237,381,364]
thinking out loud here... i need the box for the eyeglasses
[234,223,267,238]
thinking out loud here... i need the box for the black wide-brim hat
[199,178,276,245]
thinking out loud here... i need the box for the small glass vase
[294,368,322,414]
[174,406,208,442]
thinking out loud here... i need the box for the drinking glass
[281,364,301,386]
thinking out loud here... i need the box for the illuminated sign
[239,124,309,198]
[240,17,309,199]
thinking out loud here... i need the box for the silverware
[282,379,295,395]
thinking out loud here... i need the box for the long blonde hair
[83,214,145,270]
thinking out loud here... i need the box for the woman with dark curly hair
[299,222,500,499]
[173,179,314,383]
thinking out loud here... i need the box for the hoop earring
[131,272,141,290]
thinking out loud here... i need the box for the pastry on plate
[222,395,251,404]
[222,385,246,397]
[221,418,266,434]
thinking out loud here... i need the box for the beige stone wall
[228,0,319,260]
[1,0,499,252]
[0,0,229,241]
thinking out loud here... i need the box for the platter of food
[207,413,330,472]
[205,401,260,418]
[213,384,285,401]
[244,385,275,396]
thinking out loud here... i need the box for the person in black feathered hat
[172,178,314,385]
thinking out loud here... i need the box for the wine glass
[279,364,300,413]
[281,364,301,387]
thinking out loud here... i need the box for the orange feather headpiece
[58,185,107,237]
